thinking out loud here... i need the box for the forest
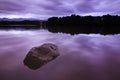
[0,20,41,29]
[0,14,120,34]
[46,14,120,34]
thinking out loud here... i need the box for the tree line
[0,14,120,34]
[46,14,120,34]
[0,20,41,29]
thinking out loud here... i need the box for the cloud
[94,0,120,13]
[75,0,95,13]
[0,0,119,19]
[0,1,25,13]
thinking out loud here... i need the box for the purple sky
[0,0,120,19]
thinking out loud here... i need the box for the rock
[24,43,60,70]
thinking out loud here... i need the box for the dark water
[0,30,120,80]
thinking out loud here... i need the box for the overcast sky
[0,0,120,19]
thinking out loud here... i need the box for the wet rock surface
[24,43,60,70]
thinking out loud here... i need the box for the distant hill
[0,18,43,21]
[0,18,46,29]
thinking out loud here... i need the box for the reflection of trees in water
[0,30,120,80]
[46,14,120,34]
[0,14,120,34]
[0,20,46,29]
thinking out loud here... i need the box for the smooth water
[0,30,120,80]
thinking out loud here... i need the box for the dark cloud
[0,0,119,18]
[0,1,25,13]
[76,0,95,13]
[38,0,74,15]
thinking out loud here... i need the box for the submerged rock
[24,43,60,70]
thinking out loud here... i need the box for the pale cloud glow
[0,0,120,19]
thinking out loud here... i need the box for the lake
[0,30,120,80]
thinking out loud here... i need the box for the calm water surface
[0,30,120,80]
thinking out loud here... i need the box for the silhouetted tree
[46,14,120,34]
